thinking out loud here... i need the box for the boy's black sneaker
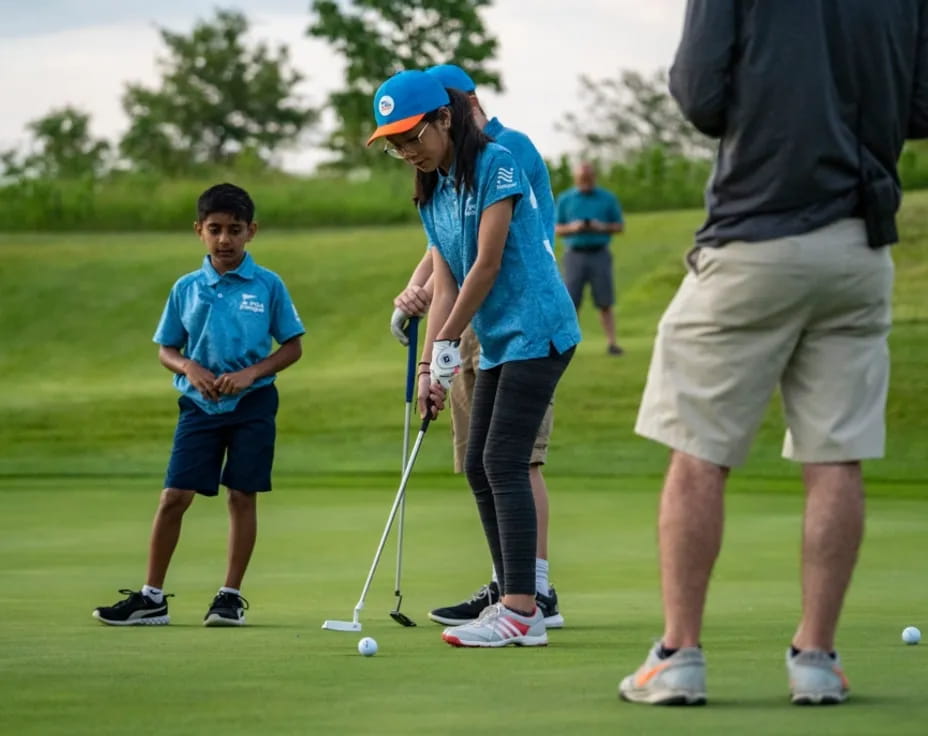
[428,581,500,625]
[537,586,564,628]
[93,589,171,626]
[204,591,249,627]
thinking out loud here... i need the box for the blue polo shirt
[484,117,555,246]
[419,142,581,369]
[153,252,305,414]
[556,186,623,249]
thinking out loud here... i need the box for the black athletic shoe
[429,581,500,626]
[93,589,171,626]
[203,591,249,627]
[537,586,564,628]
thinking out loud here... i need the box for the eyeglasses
[384,122,430,159]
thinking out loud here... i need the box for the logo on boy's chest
[239,292,265,314]
[464,195,477,217]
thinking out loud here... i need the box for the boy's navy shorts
[164,384,278,496]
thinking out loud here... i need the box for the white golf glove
[430,338,461,389]
[390,307,410,346]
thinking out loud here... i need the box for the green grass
[1,479,926,735]
[1,197,927,733]
[1,196,926,482]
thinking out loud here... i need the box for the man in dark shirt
[621,0,928,707]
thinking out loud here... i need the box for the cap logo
[378,95,395,117]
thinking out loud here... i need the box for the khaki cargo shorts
[450,325,555,473]
[635,218,893,467]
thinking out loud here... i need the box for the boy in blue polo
[93,183,304,627]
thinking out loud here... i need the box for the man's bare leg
[792,462,865,653]
[659,451,727,649]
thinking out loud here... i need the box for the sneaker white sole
[441,631,548,647]
[790,691,847,705]
[203,614,245,627]
[543,613,564,628]
[92,611,170,626]
[619,686,707,706]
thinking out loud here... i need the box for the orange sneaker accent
[635,661,671,688]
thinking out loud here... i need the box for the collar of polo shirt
[201,252,257,285]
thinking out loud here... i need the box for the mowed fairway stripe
[0,482,926,735]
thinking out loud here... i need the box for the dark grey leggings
[464,346,574,596]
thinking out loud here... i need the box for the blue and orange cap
[367,70,450,146]
[425,64,476,93]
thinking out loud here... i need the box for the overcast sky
[0,0,688,172]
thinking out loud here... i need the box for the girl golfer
[367,71,580,647]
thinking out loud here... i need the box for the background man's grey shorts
[562,247,615,309]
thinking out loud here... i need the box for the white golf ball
[902,626,921,645]
[358,636,378,656]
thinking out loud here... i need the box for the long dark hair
[413,88,491,206]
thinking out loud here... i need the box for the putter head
[389,610,416,627]
[321,619,362,632]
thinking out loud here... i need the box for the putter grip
[404,317,420,403]
[421,400,435,432]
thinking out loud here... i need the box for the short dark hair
[196,183,255,223]
[414,89,491,206]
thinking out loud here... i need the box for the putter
[390,316,419,627]
[322,397,434,632]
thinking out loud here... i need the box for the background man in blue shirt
[555,163,624,355]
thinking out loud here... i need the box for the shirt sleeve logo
[496,167,517,189]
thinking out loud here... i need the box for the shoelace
[215,592,250,610]
[110,589,174,608]
[473,602,504,624]
[468,585,493,604]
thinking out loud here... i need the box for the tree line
[1,2,713,182]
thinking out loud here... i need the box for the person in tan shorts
[618,0,922,709]
[451,325,554,474]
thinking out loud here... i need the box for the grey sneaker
[441,602,547,648]
[619,643,707,705]
[787,649,849,705]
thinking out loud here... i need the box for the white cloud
[0,22,161,154]
[0,0,688,172]
[481,0,686,161]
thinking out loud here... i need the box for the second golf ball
[358,636,378,656]
[902,626,921,645]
